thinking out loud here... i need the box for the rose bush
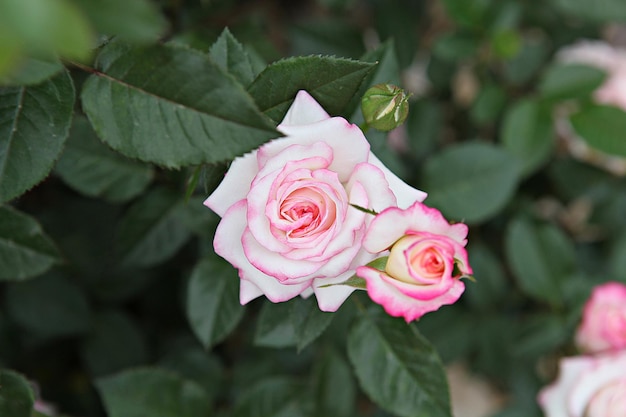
[355,201,471,322]
[205,90,426,311]
[575,281,626,354]
[538,351,626,417]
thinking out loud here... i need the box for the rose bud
[356,201,472,322]
[361,83,410,131]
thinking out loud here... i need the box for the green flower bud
[361,84,410,131]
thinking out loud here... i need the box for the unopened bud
[361,84,409,131]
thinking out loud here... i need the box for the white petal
[368,152,427,208]
[280,90,330,126]
[204,151,259,217]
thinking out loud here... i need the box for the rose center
[411,247,445,278]
[279,188,328,238]
[385,234,452,284]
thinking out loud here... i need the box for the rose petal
[368,152,427,208]
[204,151,259,216]
[313,244,376,311]
[259,118,370,181]
[568,352,626,416]
[242,228,323,282]
[363,202,468,254]
[240,279,264,304]
[312,271,358,312]
[357,266,465,322]
[280,90,331,126]
[345,162,397,213]
[537,356,595,417]
[214,201,311,303]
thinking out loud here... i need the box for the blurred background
[2,1,626,416]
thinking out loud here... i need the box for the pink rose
[205,91,426,311]
[538,352,626,417]
[575,281,626,354]
[355,201,471,322]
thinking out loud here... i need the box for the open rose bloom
[575,281,626,354]
[205,91,426,311]
[356,201,472,322]
[538,352,626,417]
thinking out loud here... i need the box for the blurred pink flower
[205,90,426,311]
[558,40,626,110]
[575,281,626,354]
[356,201,471,322]
[538,351,626,417]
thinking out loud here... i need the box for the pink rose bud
[204,91,427,312]
[575,281,626,354]
[538,352,626,417]
[356,201,471,322]
[361,84,410,131]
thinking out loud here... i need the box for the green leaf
[370,0,420,68]
[407,99,443,158]
[290,18,365,59]
[73,0,168,43]
[551,0,626,23]
[5,273,90,339]
[55,117,153,203]
[463,243,509,311]
[0,28,22,80]
[254,300,299,348]
[610,234,626,281]
[97,368,211,417]
[312,349,356,417]
[232,377,308,417]
[570,104,626,157]
[0,69,74,202]
[290,297,334,351]
[491,29,522,59]
[158,346,223,402]
[0,370,34,417]
[0,56,63,86]
[505,217,575,306]
[347,313,452,417]
[470,83,507,125]
[548,158,617,201]
[0,0,94,61]
[81,41,279,169]
[503,35,550,86]
[209,28,259,86]
[422,142,521,223]
[116,188,192,268]
[186,255,245,349]
[501,99,554,176]
[433,32,480,62]
[0,206,61,281]
[80,311,148,377]
[247,55,375,122]
[416,306,477,363]
[441,0,492,28]
[513,314,570,358]
[254,303,297,348]
[539,64,607,101]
